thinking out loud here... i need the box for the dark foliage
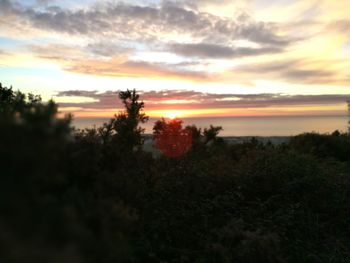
[1,82,350,262]
[348,100,350,133]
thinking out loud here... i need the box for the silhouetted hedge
[1,83,350,262]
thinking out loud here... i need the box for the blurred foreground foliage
[1,83,350,263]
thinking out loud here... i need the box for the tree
[115,89,148,148]
[101,89,148,153]
[0,82,71,131]
[0,83,79,263]
[203,125,223,144]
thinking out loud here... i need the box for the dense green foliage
[1,83,350,262]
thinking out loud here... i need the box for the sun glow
[164,111,182,119]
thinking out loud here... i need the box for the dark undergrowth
[1,83,350,263]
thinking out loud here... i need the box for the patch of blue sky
[132,42,150,51]
[0,36,53,48]
[17,0,38,7]
[0,37,25,48]
[0,66,61,78]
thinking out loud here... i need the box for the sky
[0,0,350,118]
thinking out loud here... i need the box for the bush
[1,83,350,262]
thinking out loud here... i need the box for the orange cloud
[65,58,210,81]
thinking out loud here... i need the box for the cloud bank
[1,0,350,118]
[0,0,298,82]
[56,89,350,111]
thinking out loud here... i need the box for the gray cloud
[0,0,296,83]
[0,0,290,49]
[169,43,281,58]
[86,42,131,57]
[36,0,55,6]
[234,59,348,85]
[5,0,333,85]
[0,0,16,14]
[56,89,350,110]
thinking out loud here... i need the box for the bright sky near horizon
[0,0,350,118]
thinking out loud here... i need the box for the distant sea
[72,115,348,136]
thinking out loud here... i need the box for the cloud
[28,44,85,61]
[86,42,131,57]
[169,43,282,58]
[176,0,248,11]
[27,43,210,81]
[36,0,55,6]
[0,0,296,82]
[56,89,350,111]
[65,59,209,80]
[0,48,10,57]
[2,0,348,88]
[233,59,350,85]
[327,19,350,33]
[182,0,234,5]
[0,0,303,84]
[0,0,290,48]
[0,0,16,14]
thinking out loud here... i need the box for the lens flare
[154,118,193,158]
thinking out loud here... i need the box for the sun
[164,111,182,119]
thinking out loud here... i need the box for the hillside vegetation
[1,83,350,263]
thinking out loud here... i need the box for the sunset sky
[0,0,350,118]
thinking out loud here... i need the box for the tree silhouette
[184,124,202,146]
[0,82,71,129]
[101,89,149,153]
[203,125,223,144]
